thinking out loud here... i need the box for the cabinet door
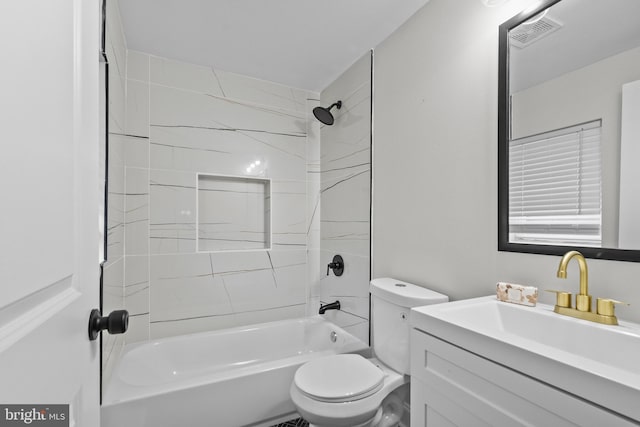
[411,329,636,427]
[412,377,496,427]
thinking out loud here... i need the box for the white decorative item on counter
[496,282,538,307]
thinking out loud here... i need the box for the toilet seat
[290,357,407,427]
[293,354,384,403]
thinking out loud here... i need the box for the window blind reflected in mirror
[509,120,602,246]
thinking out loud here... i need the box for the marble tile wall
[311,52,372,343]
[105,0,369,352]
[102,0,127,388]
[121,51,320,340]
[119,49,151,344]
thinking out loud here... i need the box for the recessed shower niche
[197,173,272,252]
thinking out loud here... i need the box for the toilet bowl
[290,278,448,427]
[290,355,405,427]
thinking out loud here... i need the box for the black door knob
[88,309,129,341]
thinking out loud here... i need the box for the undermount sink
[411,296,640,421]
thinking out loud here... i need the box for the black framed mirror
[498,0,640,262]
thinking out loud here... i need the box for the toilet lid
[294,354,385,403]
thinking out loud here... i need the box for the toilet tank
[370,278,448,374]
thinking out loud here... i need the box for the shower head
[313,101,342,125]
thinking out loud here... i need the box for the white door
[0,0,101,426]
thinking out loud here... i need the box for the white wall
[619,80,640,249]
[373,0,640,323]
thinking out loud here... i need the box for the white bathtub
[101,316,368,427]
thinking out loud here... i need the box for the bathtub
[101,316,368,427]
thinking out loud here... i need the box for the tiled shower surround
[106,15,372,350]
[310,52,372,341]
[102,0,127,385]
[120,51,323,340]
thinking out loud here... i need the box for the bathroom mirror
[498,0,640,262]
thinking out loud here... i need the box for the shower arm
[328,101,342,111]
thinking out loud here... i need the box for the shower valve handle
[326,255,344,277]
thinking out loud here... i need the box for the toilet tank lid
[370,278,448,307]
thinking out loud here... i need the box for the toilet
[290,278,448,427]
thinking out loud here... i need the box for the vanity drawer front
[410,329,635,427]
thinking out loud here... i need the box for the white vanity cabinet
[410,328,635,427]
[408,297,640,427]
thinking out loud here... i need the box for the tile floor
[271,417,309,427]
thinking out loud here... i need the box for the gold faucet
[549,250,626,326]
[557,250,591,312]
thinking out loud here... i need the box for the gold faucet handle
[545,289,572,308]
[596,298,629,317]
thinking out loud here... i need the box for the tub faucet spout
[319,301,340,314]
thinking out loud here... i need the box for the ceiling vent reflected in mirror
[510,16,563,49]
